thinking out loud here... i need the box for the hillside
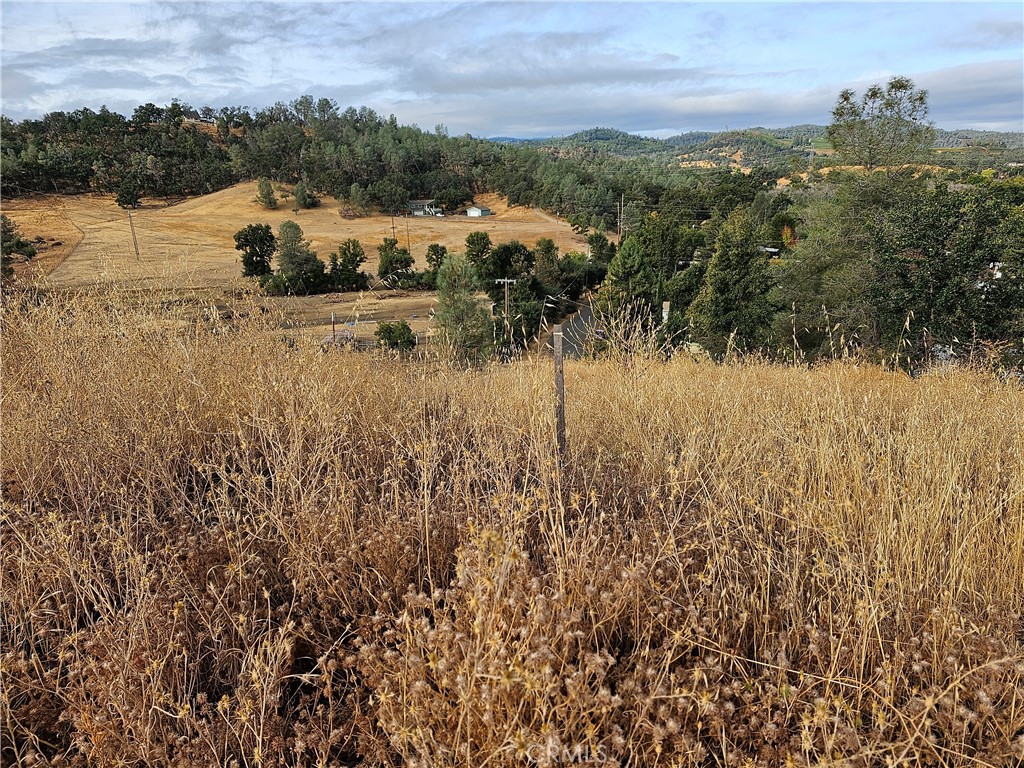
[1,184,586,336]
[492,124,1024,171]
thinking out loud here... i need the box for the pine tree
[688,208,775,354]
[434,253,492,364]
[256,177,277,209]
[275,220,325,294]
[596,235,658,317]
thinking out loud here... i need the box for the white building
[467,205,492,217]
[410,199,441,216]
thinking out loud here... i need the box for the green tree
[688,208,775,354]
[347,183,370,214]
[597,235,659,317]
[274,220,325,294]
[770,183,879,355]
[256,177,277,209]
[827,76,934,172]
[867,182,1024,351]
[533,237,561,293]
[425,243,448,273]
[464,231,492,271]
[115,176,142,209]
[485,240,534,287]
[377,237,414,281]
[328,238,369,291]
[586,231,616,267]
[375,320,417,351]
[664,261,706,320]
[234,223,276,278]
[293,180,319,209]
[434,253,492,364]
[434,187,471,212]
[369,180,407,213]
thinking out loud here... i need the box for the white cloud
[1,1,1020,134]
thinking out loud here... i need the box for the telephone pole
[494,278,517,346]
[127,212,140,261]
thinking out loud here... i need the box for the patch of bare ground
[0,196,85,279]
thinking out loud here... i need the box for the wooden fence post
[554,323,566,458]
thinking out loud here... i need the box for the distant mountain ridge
[489,125,1024,153]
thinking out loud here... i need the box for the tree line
[596,78,1024,364]
[0,96,796,236]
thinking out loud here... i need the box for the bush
[374,320,416,351]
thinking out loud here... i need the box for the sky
[1,1,1022,138]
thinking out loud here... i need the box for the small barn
[467,205,492,217]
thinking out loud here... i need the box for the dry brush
[2,291,1022,767]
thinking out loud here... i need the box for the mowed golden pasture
[2,185,585,336]
[3,184,585,290]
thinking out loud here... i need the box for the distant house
[409,199,441,216]
[467,205,492,217]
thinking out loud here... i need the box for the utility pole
[127,212,140,261]
[390,215,397,239]
[405,217,411,252]
[494,278,517,346]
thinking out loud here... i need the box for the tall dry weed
[2,290,1022,766]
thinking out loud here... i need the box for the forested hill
[0,98,788,232]
[495,128,676,158]
[0,100,655,231]
[492,125,1024,169]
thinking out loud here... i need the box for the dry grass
[1,186,585,291]
[2,290,1023,767]
[1,186,584,338]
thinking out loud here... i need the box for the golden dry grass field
[1,185,586,336]
[2,292,1023,767]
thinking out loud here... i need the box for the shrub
[374,320,416,351]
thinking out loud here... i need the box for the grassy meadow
[2,290,1023,766]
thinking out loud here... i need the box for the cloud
[6,37,175,71]
[1,66,42,102]
[1,1,1020,136]
[916,60,1024,130]
[946,19,1024,51]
